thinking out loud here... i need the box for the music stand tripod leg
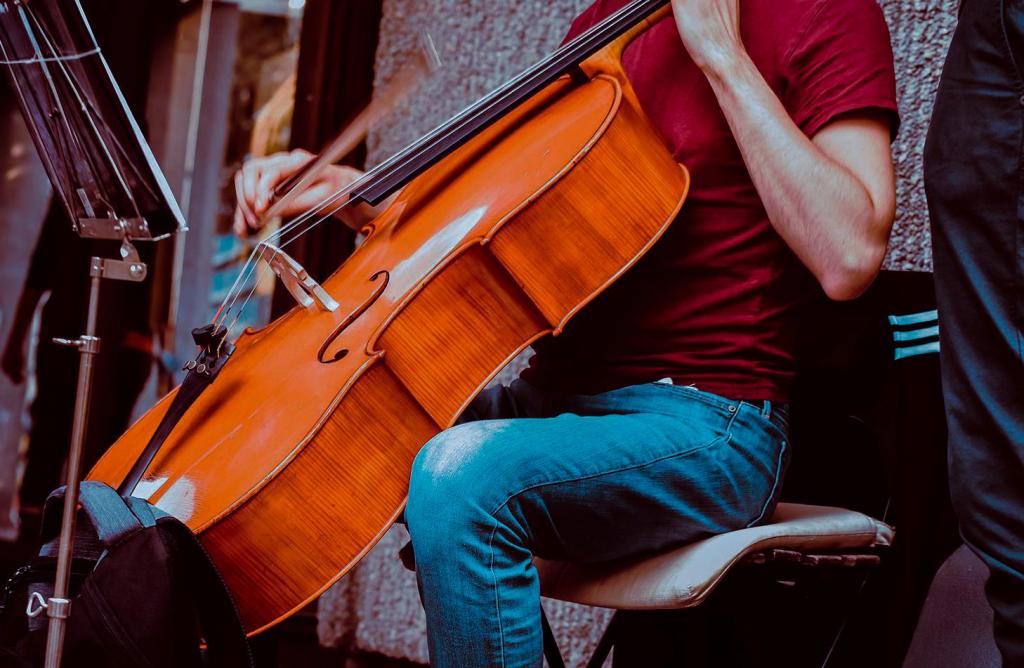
[43,245,147,668]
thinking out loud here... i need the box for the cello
[89,0,689,634]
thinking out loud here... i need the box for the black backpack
[0,481,252,668]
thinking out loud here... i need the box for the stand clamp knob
[45,597,70,621]
[52,336,101,355]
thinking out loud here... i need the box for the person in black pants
[924,0,1024,663]
[1,203,153,513]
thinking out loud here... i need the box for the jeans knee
[406,422,511,550]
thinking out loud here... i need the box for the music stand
[0,1,186,665]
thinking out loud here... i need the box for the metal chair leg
[585,611,621,668]
[541,605,566,668]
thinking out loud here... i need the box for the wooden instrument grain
[89,6,689,634]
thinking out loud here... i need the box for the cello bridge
[256,242,339,312]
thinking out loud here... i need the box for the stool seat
[536,503,893,611]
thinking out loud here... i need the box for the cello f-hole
[318,270,390,364]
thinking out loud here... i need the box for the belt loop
[762,400,772,418]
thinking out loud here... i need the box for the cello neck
[354,0,670,207]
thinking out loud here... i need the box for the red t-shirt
[524,0,899,402]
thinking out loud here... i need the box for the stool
[536,503,894,667]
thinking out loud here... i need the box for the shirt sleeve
[783,0,900,139]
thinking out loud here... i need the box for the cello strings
[215,0,651,337]
[215,178,364,332]
[215,137,413,331]
[222,186,363,333]
[216,159,378,326]
[220,189,363,338]
[215,58,530,330]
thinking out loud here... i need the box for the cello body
[89,14,689,634]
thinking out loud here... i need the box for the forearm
[703,53,891,299]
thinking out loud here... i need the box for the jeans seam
[745,436,788,528]
[487,408,739,518]
[485,517,506,668]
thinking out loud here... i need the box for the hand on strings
[232,149,370,237]
[670,0,744,74]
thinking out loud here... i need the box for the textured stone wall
[365,0,592,165]
[882,0,958,270]
[318,0,959,664]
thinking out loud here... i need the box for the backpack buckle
[25,592,47,618]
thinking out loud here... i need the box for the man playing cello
[236,0,899,665]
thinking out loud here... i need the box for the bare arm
[671,0,896,300]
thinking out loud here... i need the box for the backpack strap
[78,482,145,546]
[125,496,158,529]
[156,519,253,668]
[43,482,143,548]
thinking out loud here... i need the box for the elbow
[813,167,896,300]
[819,238,888,302]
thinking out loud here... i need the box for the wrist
[697,45,751,83]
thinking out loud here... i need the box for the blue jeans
[405,379,789,667]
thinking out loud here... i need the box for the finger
[290,168,366,220]
[335,165,364,188]
[255,168,281,214]
[240,162,262,215]
[242,154,293,209]
[261,151,316,210]
[234,171,258,227]
[282,149,313,176]
[270,183,334,221]
[233,207,249,238]
[250,153,305,212]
